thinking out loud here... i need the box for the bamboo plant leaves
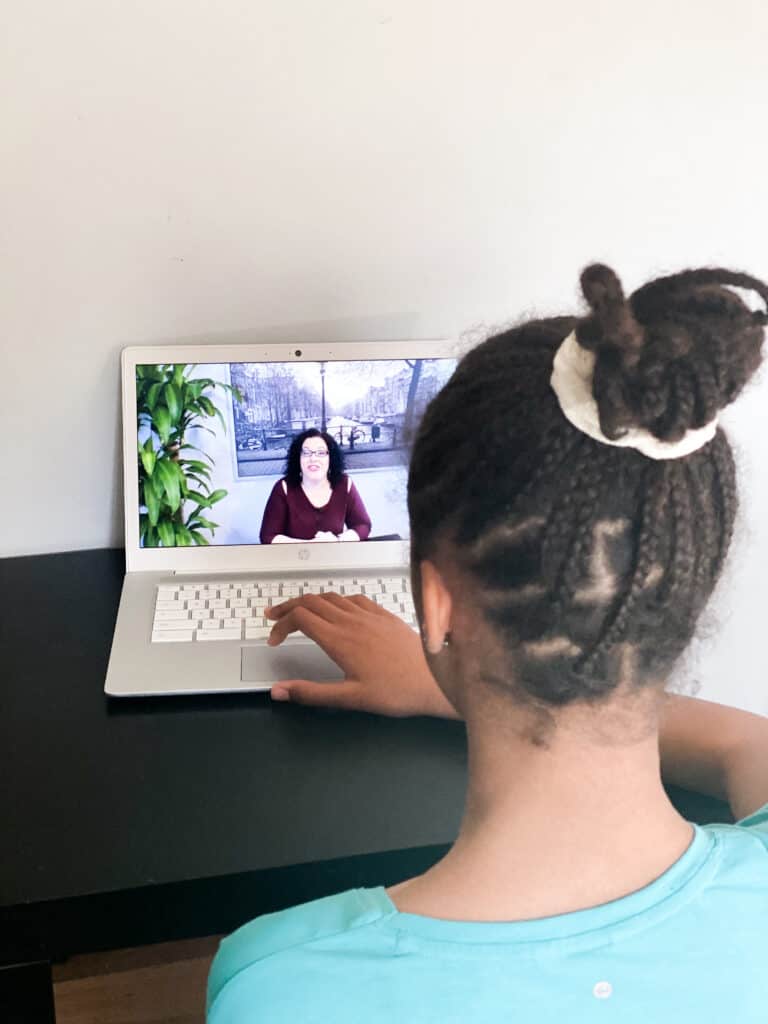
[139,437,156,476]
[153,458,182,513]
[136,363,242,547]
[143,475,161,526]
[163,381,181,424]
[145,382,163,411]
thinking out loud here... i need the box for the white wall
[3,1,767,710]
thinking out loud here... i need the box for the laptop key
[152,630,195,642]
[244,625,271,639]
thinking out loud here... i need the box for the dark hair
[284,429,345,488]
[409,265,767,708]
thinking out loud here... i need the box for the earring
[420,627,451,652]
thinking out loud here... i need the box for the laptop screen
[136,358,456,548]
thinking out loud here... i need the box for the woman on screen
[259,429,372,543]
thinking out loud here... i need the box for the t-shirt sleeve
[345,480,372,540]
[736,800,768,848]
[260,481,289,544]
[207,889,389,1018]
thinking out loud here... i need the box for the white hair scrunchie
[550,331,719,461]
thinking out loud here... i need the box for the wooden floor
[52,936,222,1024]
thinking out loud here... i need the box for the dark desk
[0,549,730,1022]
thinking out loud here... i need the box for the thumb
[270,678,359,709]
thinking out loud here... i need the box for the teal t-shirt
[208,805,768,1022]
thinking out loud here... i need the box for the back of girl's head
[285,428,345,487]
[409,265,767,708]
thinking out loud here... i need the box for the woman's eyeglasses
[301,448,330,459]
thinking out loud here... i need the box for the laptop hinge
[172,569,225,575]
[171,568,270,576]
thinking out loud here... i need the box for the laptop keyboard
[151,576,417,643]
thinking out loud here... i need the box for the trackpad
[241,643,344,684]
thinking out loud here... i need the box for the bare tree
[403,359,422,440]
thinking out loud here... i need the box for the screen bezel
[122,339,460,573]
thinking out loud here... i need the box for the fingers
[344,593,392,616]
[266,592,347,625]
[270,679,361,709]
[266,604,340,648]
[265,592,398,649]
[267,591,377,622]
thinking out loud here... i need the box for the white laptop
[105,340,459,696]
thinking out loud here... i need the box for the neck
[302,477,330,491]
[390,689,693,921]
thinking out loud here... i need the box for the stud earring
[420,627,452,652]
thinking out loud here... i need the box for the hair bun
[580,263,625,308]
[578,264,644,370]
[576,263,767,444]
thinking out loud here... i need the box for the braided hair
[408,265,767,707]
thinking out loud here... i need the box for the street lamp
[320,362,327,433]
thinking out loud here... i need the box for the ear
[420,560,453,655]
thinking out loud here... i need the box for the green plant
[137,364,243,547]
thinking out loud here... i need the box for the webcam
[294,349,302,358]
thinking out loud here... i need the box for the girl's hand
[265,593,460,719]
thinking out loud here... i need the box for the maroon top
[259,476,372,544]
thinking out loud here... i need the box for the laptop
[105,340,459,696]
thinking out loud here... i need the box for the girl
[210,264,768,1022]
